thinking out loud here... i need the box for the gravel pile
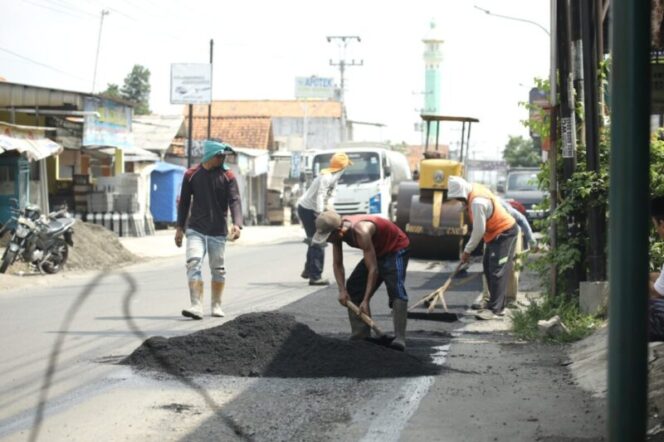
[122,312,440,379]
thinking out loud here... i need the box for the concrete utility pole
[92,9,109,94]
[327,36,362,143]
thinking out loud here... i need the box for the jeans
[297,205,324,279]
[347,249,409,308]
[185,228,227,283]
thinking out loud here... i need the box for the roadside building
[0,81,159,236]
[190,100,343,151]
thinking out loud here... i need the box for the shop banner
[82,97,134,149]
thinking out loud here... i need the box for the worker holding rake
[447,176,518,320]
[312,211,410,351]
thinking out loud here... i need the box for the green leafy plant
[511,295,603,343]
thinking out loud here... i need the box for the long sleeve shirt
[464,197,492,254]
[297,171,342,213]
[176,165,243,236]
[498,197,535,247]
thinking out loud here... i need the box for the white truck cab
[309,145,411,220]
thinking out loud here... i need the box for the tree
[502,135,540,168]
[120,64,151,115]
[101,83,121,100]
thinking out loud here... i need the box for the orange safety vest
[467,184,516,243]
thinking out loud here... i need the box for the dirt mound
[67,221,139,271]
[122,312,441,378]
[0,221,138,274]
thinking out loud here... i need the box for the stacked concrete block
[87,192,115,213]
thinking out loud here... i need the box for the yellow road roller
[395,114,479,259]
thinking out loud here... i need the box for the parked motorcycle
[0,200,75,274]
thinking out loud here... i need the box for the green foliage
[650,131,664,271]
[511,295,603,343]
[502,135,540,168]
[102,83,121,99]
[120,64,151,115]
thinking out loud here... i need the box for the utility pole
[557,0,580,296]
[92,9,109,93]
[207,38,214,140]
[581,0,606,281]
[327,36,362,143]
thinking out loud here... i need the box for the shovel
[345,300,396,347]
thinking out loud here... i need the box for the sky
[1,0,550,160]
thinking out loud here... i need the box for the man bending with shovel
[312,211,410,351]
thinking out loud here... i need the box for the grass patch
[511,294,603,343]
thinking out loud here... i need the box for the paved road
[0,232,605,441]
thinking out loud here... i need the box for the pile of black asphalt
[122,312,441,379]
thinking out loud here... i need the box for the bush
[511,295,603,343]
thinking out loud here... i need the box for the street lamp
[473,5,550,36]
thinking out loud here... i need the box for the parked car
[500,167,546,226]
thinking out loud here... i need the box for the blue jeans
[185,228,227,283]
[297,205,324,279]
[347,249,410,308]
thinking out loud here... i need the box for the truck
[307,144,412,220]
[501,167,546,227]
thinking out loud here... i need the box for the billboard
[171,63,212,104]
[295,76,335,99]
[82,97,133,149]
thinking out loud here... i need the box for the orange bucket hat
[321,152,352,174]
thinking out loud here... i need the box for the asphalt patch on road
[121,312,441,379]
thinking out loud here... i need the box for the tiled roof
[187,116,273,149]
[188,100,342,118]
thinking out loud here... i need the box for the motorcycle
[0,200,75,274]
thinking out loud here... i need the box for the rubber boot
[347,310,370,340]
[182,280,204,320]
[211,281,225,317]
[390,299,408,351]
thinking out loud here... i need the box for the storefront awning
[0,122,63,161]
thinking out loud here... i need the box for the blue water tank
[150,162,186,223]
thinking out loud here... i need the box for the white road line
[360,344,450,442]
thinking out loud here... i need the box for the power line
[0,46,86,80]
[22,0,95,19]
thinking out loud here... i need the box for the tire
[0,248,16,273]
[41,240,68,274]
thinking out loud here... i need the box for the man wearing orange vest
[447,176,518,320]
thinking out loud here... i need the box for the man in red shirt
[312,211,410,351]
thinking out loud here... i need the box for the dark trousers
[347,249,409,307]
[297,205,324,279]
[650,298,664,342]
[484,225,518,313]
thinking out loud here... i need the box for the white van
[309,145,411,220]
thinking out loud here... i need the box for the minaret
[422,20,443,143]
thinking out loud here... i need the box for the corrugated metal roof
[133,115,184,153]
[0,122,62,161]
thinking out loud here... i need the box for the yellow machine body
[418,159,464,191]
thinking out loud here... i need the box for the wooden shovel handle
[346,300,385,336]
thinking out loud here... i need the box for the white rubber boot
[390,299,408,351]
[347,310,370,340]
[211,281,225,317]
[182,280,204,320]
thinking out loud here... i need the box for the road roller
[395,115,479,259]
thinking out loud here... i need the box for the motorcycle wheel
[41,240,68,275]
[0,248,16,273]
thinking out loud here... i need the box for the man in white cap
[297,152,351,286]
[312,210,410,351]
[175,140,243,320]
[447,176,518,320]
